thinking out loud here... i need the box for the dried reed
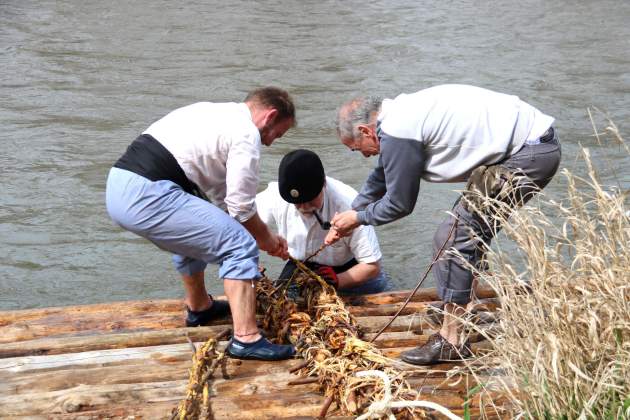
[459,118,630,419]
[256,260,422,418]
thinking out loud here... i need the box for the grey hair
[336,96,383,140]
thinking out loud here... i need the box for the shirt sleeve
[356,132,424,226]
[255,184,276,226]
[349,224,382,264]
[352,161,387,211]
[224,133,260,222]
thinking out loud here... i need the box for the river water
[1,0,629,310]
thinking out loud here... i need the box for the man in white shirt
[257,149,392,294]
[327,85,561,365]
[106,87,296,361]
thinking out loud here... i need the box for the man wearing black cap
[256,149,392,294]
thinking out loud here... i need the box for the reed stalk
[459,117,630,419]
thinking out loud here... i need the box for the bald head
[336,96,382,141]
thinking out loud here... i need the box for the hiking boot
[185,294,231,327]
[226,336,296,361]
[400,333,472,366]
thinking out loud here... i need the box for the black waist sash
[113,134,208,200]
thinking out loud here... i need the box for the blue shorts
[105,167,260,280]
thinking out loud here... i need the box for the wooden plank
[0,299,184,324]
[0,314,429,359]
[342,284,497,306]
[0,325,230,358]
[0,366,482,418]
[348,298,499,317]
[0,287,508,419]
[0,289,498,345]
[0,311,496,359]
[0,311,189,344]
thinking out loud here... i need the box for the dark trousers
[433,130,562,304]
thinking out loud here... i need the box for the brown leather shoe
[401,333,472,366]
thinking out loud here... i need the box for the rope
[369,217,458,343]
[354,370,463,420]
[304,242,329,263]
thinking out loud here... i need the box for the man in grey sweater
[326,84,561,365]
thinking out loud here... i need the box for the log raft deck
[0,287,505,419]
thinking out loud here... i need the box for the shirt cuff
[355,210,369,225]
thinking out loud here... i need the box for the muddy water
[1,0,629,309]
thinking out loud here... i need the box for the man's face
[294,189,324,215]
[260,117,294,147]
[341,124,380,157]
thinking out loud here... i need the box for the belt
[539,127,555,143]
[525,126,555,145]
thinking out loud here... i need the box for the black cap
[278,149,325,204]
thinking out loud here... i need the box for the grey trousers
[433,132,562,304]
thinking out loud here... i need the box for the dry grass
[462,118,630,419]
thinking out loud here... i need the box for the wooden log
[43,403,494,420]
[348,298,499,317]
[0,343,295,381]
[0,297,497,353]
[342,284,497,306]
[0,314,427,359]
[0,337,506,403]
[0,311,416,350]
[0,370,482,418]
[0,311,497,359]
[0,326,230,358]
[1,285,485,327]
[356,313,428,334]
[0,299,184,324]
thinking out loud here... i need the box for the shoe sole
[225,350,295,361]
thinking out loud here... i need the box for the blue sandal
[185,294,231,327]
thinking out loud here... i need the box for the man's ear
[357,124,370,137]
[261,108,278,127]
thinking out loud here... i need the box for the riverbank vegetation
[466,116,629,419]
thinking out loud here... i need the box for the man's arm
[242,213,288,259]
[327,134,424,243]
[337,221,382,288]
[355,133,424,226]
[255,185,276,226]
[352,163,386,211]
[337,261,381,289]
[224,133,261,223]
[225,136,287,258]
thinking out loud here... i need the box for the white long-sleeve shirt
[257,177,382,266]
[144,102,260,222]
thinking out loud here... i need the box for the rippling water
[1,0,629,309]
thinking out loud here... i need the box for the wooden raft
[0,286,506,419]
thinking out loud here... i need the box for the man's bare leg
[181,271,210,311]
[224,278,262,344]
[440,302,465,346]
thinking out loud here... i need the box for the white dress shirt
[144,102,260,223]
[256,177,382,265]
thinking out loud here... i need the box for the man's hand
[258,234,289,259]
[324,210,360,245]
[324,228,342,245]
[316,265,339,288]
